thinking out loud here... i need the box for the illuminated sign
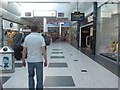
[87,14,93,23]
[71,12,84,21]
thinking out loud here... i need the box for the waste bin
[0,46,15,73]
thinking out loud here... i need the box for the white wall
[3,19,18,30]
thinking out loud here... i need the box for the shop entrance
[81,25,93,49]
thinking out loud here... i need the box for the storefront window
[99,3,119,62]
[69,23,77,46]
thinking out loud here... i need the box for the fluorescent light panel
[33,10,56,17]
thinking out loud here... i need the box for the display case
[98,3,119,62]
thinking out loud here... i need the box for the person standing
[22,25,47,90]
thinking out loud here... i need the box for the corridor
[1,42,118,89]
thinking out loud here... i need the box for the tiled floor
[0,42,119,89]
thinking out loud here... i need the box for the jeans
[28,62,43,90]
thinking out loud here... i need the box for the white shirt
[23,32,45,62]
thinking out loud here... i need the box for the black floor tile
[50,56,65,59]
[81,69,87,72]
[48,63,68,67]
[0,76,11,85]
[74,60,78,61]
[44,76,75,87]
[15,63,23,67]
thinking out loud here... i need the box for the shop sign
[71,12,84,21]
[34,10,56,17]
[0,54,12,70]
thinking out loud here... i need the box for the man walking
[22,25,47,90]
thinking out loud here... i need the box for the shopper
[22,25,47,90]
[41,33,51,51]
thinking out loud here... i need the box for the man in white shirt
[22,25,47,90]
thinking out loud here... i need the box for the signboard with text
[71,12,84,21]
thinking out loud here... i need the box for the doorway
[80,25,93,49]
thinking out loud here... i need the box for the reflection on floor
[0,42,118,89]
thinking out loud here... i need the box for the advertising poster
[0,54,12,70]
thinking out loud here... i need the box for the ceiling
[6,0,94,26]
[17,2,73,26]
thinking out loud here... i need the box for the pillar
[43,18,48,32]
[92,2,97,55]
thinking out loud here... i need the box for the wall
[0,17,2,48]
[0,1,2,48]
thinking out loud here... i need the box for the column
[92,2,97,55]
[77,21,80,48]
[43,18,48,32]
[59,22,64,38]
[118,4,120,64]
[0,17,2,48]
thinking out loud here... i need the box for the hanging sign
[71,12,84,21]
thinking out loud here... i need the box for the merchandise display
[99,3,119,62]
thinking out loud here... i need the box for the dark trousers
[28,62,43,90]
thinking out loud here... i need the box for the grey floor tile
[52,52,63,54]
[0,76,11,85]
[52,49,62,51]
[15,63,23,67]
[48,63,68,67]
[44,76,75,87]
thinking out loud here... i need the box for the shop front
[2,19,19,48]
[69,22,77,48]
[80,13,93,48]
[97,3,119,63]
